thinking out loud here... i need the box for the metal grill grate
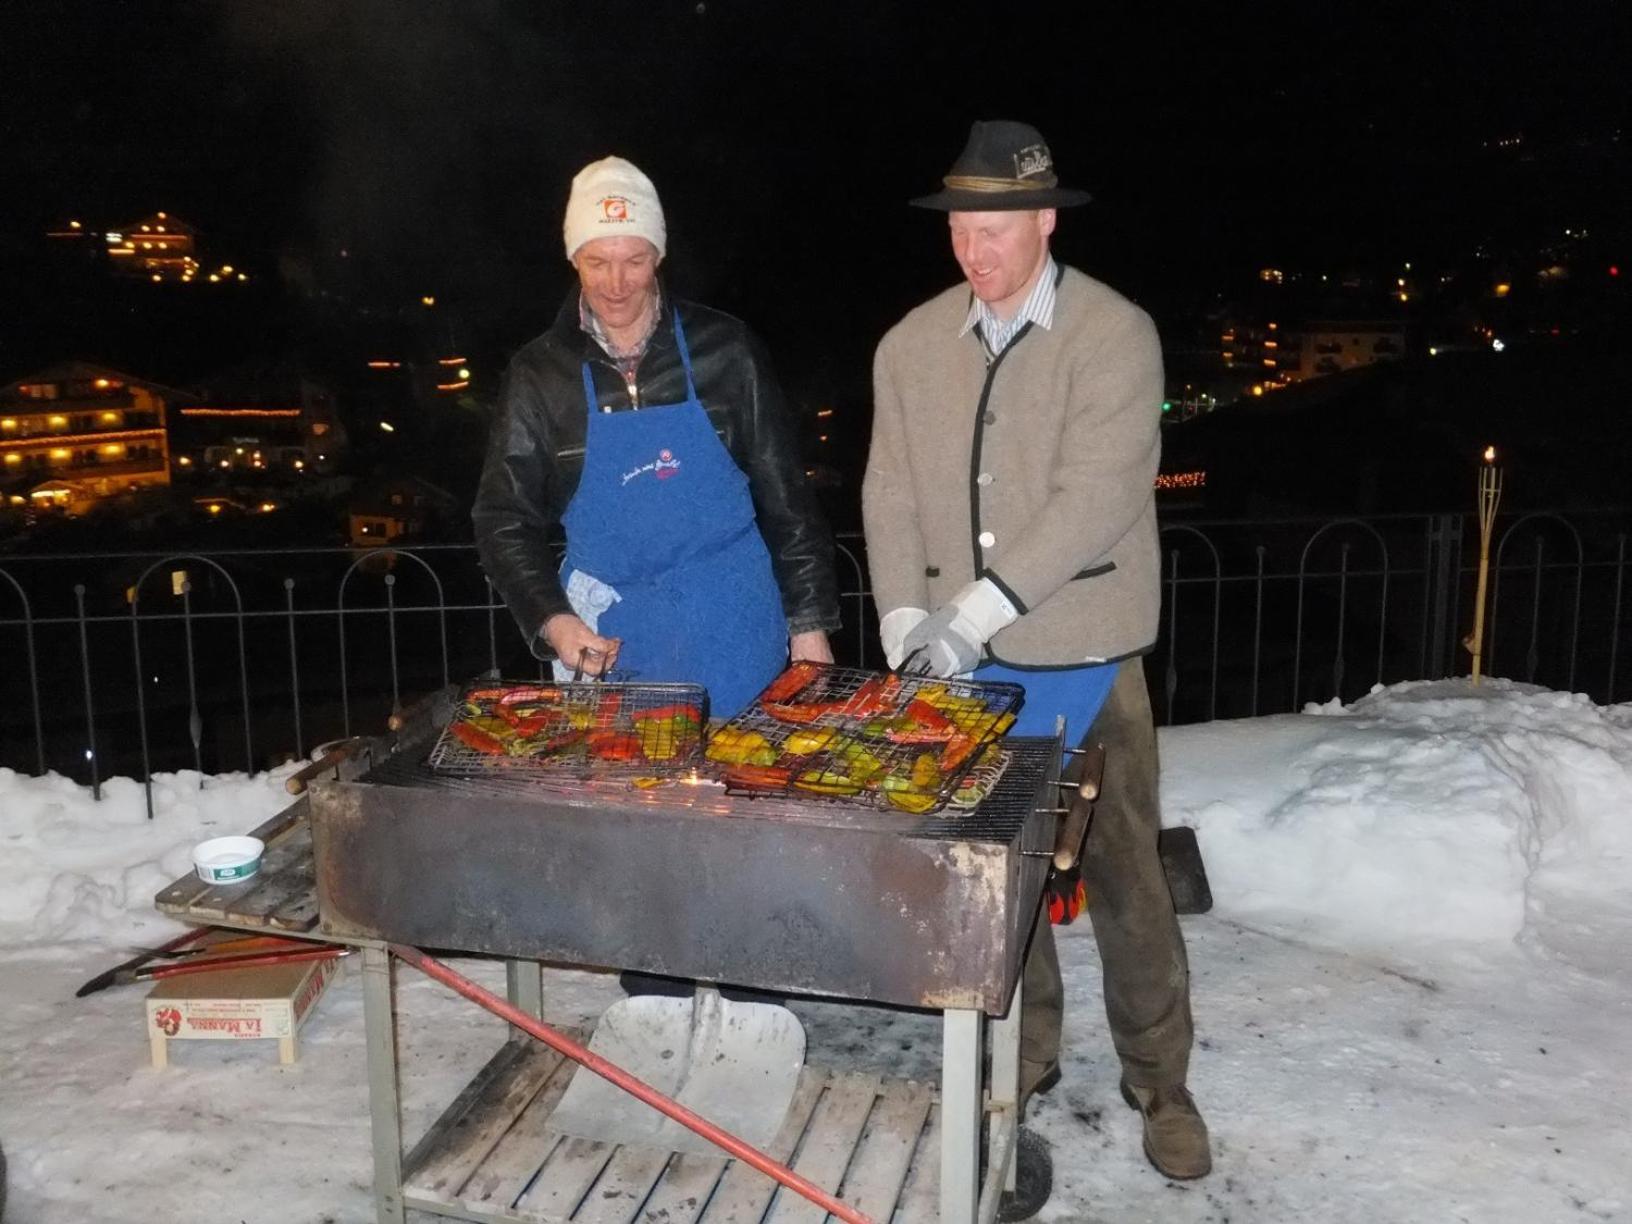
[428,679,708,780]
[359,732,1060,847]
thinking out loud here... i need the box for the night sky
[3,1,1626,393]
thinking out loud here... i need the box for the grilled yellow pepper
[704,727,778,767]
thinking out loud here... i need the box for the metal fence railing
[2,511,1628,803]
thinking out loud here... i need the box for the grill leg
[362,944,405,1224]
[505,958,543,1025]
[990,970,1023,1193]
[941,1007,982,1224]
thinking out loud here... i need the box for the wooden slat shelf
[154,798,321,934]
[399,1037,941,1224]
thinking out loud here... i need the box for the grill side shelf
[153,795,320,933]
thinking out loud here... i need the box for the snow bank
[0,765,299,947]
[1163,678,1632,953]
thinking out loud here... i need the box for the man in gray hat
[862,120,1211,1180]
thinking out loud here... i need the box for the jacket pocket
[1071,562,1117,580]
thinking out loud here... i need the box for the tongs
[895,645,934,678]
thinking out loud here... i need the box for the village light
[457,367,471,380]
[379,421,395,432]
[421,295,436,307]
[1492,338,1506,352]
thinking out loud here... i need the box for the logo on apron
[621,448,682,486]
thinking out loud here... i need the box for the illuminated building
[347,477,457,547]
[0,363,174,513]
[172,368,346,477]
[104,212,200,281]
[1296,321,1405,379]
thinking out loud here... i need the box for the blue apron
[559,311,788,717]
[973,661,1117,754]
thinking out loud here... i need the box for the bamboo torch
[1466,445,1503,684]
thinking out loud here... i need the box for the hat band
[942,172,1060,193]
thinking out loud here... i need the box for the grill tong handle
[1051,742,1105,871]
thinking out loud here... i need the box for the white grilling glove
[879,607,929,670]
[899,579,1019,678]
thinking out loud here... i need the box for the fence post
[1425,513,1461,679]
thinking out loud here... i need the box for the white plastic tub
[192,836,265,885]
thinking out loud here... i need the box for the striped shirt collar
[959,256,1059,359]
[579,288,664,362]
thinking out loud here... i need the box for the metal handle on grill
[285,737,365,795]
[1051,742,1105,870]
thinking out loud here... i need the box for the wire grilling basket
[705,662,1025,813]
[428,679,709,780]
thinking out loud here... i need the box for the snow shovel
[548,984,807,1156]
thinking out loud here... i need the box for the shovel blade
[549,987,806,1157]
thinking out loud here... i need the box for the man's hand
[899,579,1018,678]
[542,613,621,677]
[790,630,834,664]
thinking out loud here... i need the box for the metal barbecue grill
[155,681,1076,1223]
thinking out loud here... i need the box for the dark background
[1,1,1628,521]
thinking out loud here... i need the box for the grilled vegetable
[450,716,511,754]
[781,726,839,755]
[586,730,646,761]
[705,727,779,767]
[760,660,824,704]
[723,763,794,790]
[884,789,940,814]
[795,769,862,797]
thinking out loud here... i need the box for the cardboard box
[146,955,340,1067]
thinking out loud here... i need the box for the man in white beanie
[474,156,839,716]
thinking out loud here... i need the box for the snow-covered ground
[1,678,1629,1223]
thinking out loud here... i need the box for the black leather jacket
[473,289,841,653]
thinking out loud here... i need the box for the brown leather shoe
[1120,1080,1212,1180]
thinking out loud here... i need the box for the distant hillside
[1162,335,1632,515]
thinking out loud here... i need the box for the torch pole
[1467,450,1503,684]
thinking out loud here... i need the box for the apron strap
[670,310,700,406]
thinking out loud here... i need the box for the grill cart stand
[158,729,1060,1223]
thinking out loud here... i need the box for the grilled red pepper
[939,732,980,774]
[586,729,645,761]
[450,719,509,754]
[840,674,902,719]
[762,700,834,725]
[722,763,794,791]
[884,697,957,744]
[760,661,824,704]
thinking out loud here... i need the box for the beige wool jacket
[863,264,1163,666]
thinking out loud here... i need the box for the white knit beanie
[563,156,667,262]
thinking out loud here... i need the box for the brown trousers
[1020,657,1194,1088]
